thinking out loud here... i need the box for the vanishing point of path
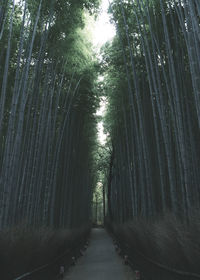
[64,228,136,280]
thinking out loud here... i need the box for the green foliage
[102,0,200,223]
[0,0,101,229]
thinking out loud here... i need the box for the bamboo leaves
[0,0,100,229]
[103,0,200,222]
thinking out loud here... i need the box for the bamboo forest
[0,0,200,279]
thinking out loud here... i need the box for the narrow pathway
[64,228,135,280]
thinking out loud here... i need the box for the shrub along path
[64,228,135,280]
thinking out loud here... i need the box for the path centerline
[64,228,135,280]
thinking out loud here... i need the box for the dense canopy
[0,0,100,229]
[102,0,200,223]
[0,0,200,278]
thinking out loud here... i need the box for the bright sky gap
[93,0,116,145]
[92,0,116,50]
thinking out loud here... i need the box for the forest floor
[63,228,136,280]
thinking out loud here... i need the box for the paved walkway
[64,228,135,280]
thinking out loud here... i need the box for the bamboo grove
[103,0,200,223]
[1,0,200,236]
[0,0,100,230]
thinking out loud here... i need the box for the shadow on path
[64,228,135,280]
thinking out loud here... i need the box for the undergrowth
[0,225,90,280]
[109,213,200,280]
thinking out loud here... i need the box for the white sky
[92,0,116,50]
[93,0,115,145]
[97,121,107,145]
[96,97,108,145]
